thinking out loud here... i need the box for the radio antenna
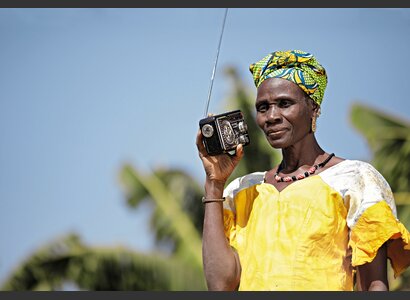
[203,8,229,118]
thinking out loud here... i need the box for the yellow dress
[222,160,410,291]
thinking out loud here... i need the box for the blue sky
[1,8,410,283]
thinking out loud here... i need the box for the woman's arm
[202,180,241,290]
[202,179,240,290]
[196,131,243,290]
[356,243,389,291]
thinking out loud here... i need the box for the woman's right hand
[196,130,244,185]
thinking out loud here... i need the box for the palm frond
[350,103,410,192]
[1,234,206,291]
[118,165,202,268]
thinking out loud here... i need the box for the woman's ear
[308,98,320,117]
[313,103,321,118]
[310,101,321,133]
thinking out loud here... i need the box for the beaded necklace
[274,153,335,182]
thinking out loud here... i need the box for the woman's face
[255,77,317,149]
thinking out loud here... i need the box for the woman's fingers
[232,143,244,165]
[196,130,207,157]
[236,143,244,158]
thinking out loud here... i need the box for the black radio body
[199,110,250,156]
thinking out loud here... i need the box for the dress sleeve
[346,162,410,277]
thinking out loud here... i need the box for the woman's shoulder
[223,171,265,198]
[225,171,266,190]
[319,158,392,196]
[323,158,382,176]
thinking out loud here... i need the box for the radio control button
[238,121,248,133]
[239,135,249,144]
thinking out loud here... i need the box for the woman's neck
[280,135,325,173]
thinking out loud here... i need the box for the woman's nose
[266,105,281,123]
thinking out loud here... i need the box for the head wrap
[249,50,327,106]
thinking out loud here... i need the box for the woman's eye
[256,104,268,112]
[278,100,291,107]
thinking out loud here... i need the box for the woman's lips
[266,129,287,137]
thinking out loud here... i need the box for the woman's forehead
[256,78,307,99]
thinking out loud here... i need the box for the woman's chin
[267,138,288,149]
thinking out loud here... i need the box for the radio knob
[238,135,249,144]
[238,121,247,133]
[201,124,214,138]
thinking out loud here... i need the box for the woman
[196,50,410,291]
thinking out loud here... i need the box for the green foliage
[120,164,149,208]
[2,162,208,290]
[1,234,205,291]
[152,168,205,240]
[118,165,203,269]
[350,103,410,192]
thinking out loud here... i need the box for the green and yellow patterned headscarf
[249,50,327,106]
